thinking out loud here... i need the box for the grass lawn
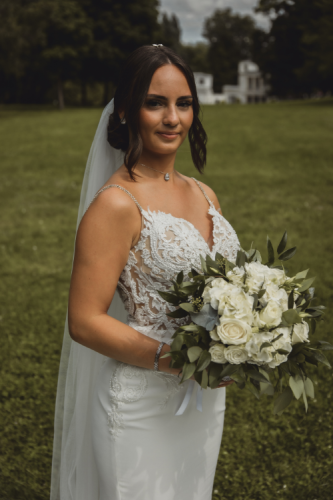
[0,100,332,500]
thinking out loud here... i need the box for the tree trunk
[103,80,109,106]
[81,80,87,107]
[57,77,65,110]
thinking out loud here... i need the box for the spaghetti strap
[90,184,143,213]
[191,177,213,206]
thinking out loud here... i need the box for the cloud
[159,0,270,43]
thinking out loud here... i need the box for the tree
[256,0,333,96]
[80,0,160,104]
[159,13,181,52]
[26,0,93,109]
[202,8,264,92]
[180,43,211,73]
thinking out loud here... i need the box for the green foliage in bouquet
[159,232,332,415]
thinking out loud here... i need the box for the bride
[50,44,240,500]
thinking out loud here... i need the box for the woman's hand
[215,379,234,388]
[188,374,234,388]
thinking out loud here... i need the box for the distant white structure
[193,73,226,105]
[223,61,266,104]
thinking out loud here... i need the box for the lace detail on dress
[117,203,240,343]
[108,362,148,437]
[92,180,240,344]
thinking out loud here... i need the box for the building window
[248,77,252,90]
[256,78,260,89]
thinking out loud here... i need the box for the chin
[149,140,182,155]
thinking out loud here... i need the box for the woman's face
[138,64,194,156]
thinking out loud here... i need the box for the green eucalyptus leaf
[236,250,246,268]
[209,363,224,388]
[171,334,185,352]
[266,235,275,266]
[201,369,208,389]
[167,308,189,319]
[294,269,309,280]
[196,350,212,372]
[158,291,180,305]
[288,290,294,310]
[277,231,288,255]
[273,387,294,415]
[316,341,333,351]
[179,302,196,313]
[312,350,331,368]
[200,255,207,273]
[191,268,199,277]
[289,374,304,399]
[187,346,203,363]
[297,277,316,293]
[260,342,273,351]
[219,363,239,379]
[176,271,184,284]
[279,246,297,261]
[260,381,274,395]
[247,382,261,400]
[302,388,308,412]
[282,309,303,326]
[304,378,315,398]
[180,362,197,382]
[160,351,172,359]
[247,370,272,384]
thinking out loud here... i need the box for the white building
[223,61,266,104]
[193,72,226,105]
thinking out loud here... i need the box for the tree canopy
[0,0,332,104]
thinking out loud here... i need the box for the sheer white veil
[50,99,128,500]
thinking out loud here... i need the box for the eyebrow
[146,94,193,100]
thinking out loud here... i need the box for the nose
[162,104,180,128]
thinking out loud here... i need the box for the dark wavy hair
[108,45,207,179]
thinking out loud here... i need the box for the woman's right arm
[67,189,178,375]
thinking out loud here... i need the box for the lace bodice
[95,179,240,344]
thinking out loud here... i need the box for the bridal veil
[50,99,128,500]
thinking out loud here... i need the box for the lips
[157,132,180,139]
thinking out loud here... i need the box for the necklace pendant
[164,173,170,181]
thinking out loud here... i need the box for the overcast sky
[159,0,270,43]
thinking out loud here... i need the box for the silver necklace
[139,163,170,181]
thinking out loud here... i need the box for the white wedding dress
[90,178,240,500]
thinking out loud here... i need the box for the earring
[120,117,126,124]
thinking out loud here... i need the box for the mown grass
[0,101,332,500]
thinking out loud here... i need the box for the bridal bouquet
[159,232,332,414]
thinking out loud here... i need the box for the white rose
[264,267,286,286]
[244,261,266,293]
[209,344,227,364]
[217,318,252,345]
[210,328,220,341]
[267,329,292,368]
[292,322,310,344]
[263,284,288,311]
[222,288,254,323]
[259,300,283,328]
[253,310,266,328]
[273,326,292,342]
[245,332,274,365]
[224,344,248,364]
[226,266,245,286]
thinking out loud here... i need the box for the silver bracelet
[154,341,166,371]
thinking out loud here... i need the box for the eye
[177,100,193,108]
[146,99,162,108]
